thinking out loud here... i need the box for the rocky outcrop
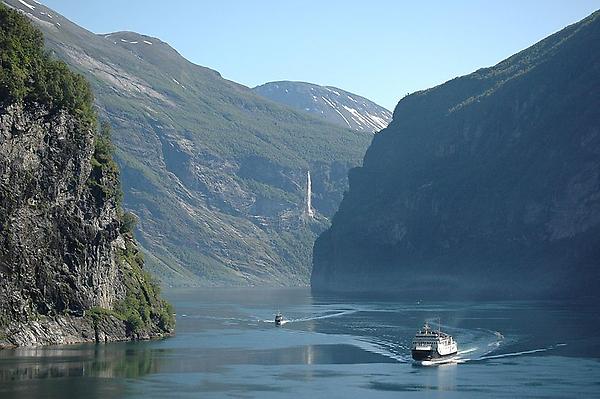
[0,104,172,347]
[312,11,600,299]
[1,105,115,314]
[0,4,173,346]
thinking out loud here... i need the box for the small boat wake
[259,310,356,325]
[290,310,357,323]
[258,319,292,326]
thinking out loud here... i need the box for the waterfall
[306,170,314,217]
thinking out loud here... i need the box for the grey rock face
[0,104,169,346]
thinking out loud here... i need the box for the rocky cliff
[312,11,600,299]
[0,4,173,347]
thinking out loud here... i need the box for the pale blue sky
[42,1,599,110]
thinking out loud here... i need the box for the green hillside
[5,0,372,286]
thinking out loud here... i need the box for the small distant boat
[275,312,284,326]
[411,321,458,364]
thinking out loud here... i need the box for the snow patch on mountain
[253,81,392,133]
[322,96,352,128]
[18,0,34,10]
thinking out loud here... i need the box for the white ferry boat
[411,321,458,364]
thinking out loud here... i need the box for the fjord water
[1,289,598,398]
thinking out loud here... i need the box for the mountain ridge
[253,81,391,133]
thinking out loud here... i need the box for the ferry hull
[412,349,457,362]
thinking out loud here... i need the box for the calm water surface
[1,288,599,398]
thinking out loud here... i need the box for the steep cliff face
[312,11,600,298]
[0,4,173,346]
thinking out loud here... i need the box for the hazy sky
[42,1,598,110]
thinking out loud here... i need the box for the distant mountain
[253,81,391,133]
[5,0,372,287]
[312,11,600,299]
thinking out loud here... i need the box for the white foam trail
[261,319,290,325]
[478,347,549,360]
[416,358,461,366]
[257,310,356,325]
[457,347,478,355]
[463,328,505,358]
[354,338,410,363]
[287,310,357,323]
